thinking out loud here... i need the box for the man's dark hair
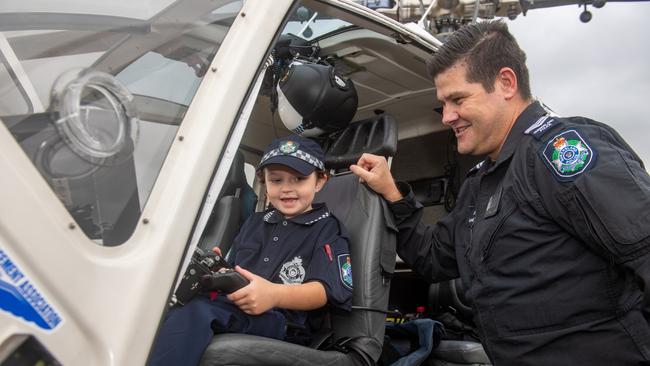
[426,20,532,100]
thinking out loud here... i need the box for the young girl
[149,135,352,366]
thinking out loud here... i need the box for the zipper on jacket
[481,204,517,263]
[464,206,477,258]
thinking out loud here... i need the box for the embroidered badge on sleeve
[337,254,353,290]
[541,129,596,181]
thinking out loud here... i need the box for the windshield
[283,6,353,40]
[0,0,243,245]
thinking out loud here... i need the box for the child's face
[264,164,326,218]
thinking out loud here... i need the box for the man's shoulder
[523,115,610,142]
[523,115,609,182]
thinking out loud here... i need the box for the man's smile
[454,125,470,136]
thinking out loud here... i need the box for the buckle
[325,336,353,353]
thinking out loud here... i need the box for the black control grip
[201,270,250,294]
[210,253,232,270]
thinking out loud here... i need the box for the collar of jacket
[483,100,548,174]
[263,202,330,225]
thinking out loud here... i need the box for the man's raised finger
[349,164,373,182]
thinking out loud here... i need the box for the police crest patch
[337,254,353,290]
[279,140,299,154]
[541,129,596,181]
[279,256,305,285]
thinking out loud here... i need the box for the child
[149,135,353,366]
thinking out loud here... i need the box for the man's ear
[496,67,518,99]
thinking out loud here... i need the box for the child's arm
[227,266,326,315]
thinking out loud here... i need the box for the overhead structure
[352,0,628,34]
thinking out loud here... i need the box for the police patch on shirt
[279,256,306,285]
[337,254,353,290]
[541,129,596,181]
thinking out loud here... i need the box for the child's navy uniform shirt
[149,203,352,366]
[228,202,353,328]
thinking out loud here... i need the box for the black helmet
[277,61,358,137]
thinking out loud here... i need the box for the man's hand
[211,247,222,256]
[350,153,403,202]
[227,266,278,315]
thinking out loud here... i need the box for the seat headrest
[314,173,359,222]
[324,113,397,170]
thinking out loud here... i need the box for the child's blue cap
[257,135,325,176]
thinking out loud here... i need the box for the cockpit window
[0,0,244,246]
[283,6,353,40]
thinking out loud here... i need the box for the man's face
[264,165,326,218]
[435,63,511,159]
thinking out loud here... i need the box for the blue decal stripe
[0,248,62,330]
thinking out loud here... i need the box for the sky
[506,1,650,166]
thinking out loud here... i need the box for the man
[350,20,650,365]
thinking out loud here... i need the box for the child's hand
[227,266,279,315]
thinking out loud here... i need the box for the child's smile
[264,164,326,218]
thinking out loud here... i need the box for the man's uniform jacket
[390,101,650,365]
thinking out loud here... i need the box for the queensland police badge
[279,256,305,284]
[542,129,596,181]
[279,140,298,154]
[338,254,353,290]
